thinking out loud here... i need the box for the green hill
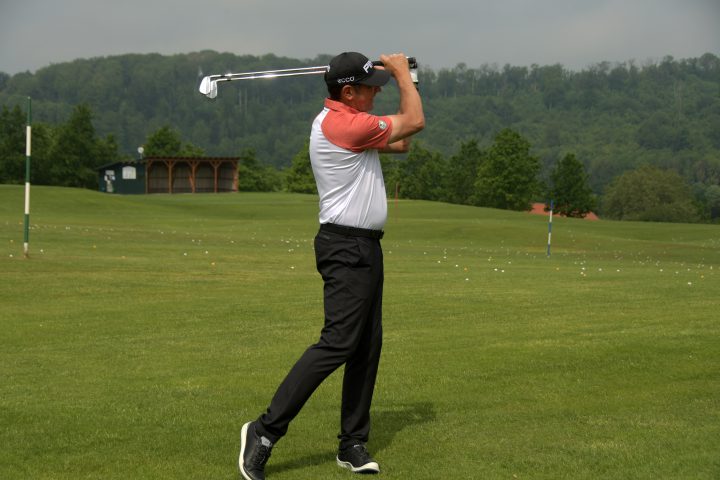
[2,51,719,194]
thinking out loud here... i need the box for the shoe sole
[239,422,252,480]
[336,456,380,474]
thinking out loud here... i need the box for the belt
[320,223,384,240]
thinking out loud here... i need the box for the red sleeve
[321,110,394,153]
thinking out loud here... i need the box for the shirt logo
[378,120,387,130]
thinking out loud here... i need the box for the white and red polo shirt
[309,98,393,230]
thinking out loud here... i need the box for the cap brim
[358,69,391,87]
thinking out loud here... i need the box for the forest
[1,50,719,220]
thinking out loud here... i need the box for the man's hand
[379,54,411,82]
[380,138,411,154]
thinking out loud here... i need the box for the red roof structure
[528,203,599,221]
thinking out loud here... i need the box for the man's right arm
[382,54,425,144]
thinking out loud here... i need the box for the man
[239,52,424,480]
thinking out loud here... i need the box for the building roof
[143,156,240,161]
[96,160,144,170]
[97,157,241,171]
[528,203,599,221]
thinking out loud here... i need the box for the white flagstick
[23,97,31,258]
[547,200,554,258]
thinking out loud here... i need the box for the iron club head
[199,76,218,99]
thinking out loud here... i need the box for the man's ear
[341,85,356,101]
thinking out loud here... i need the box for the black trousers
[256,227,384,448]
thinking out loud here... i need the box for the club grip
[372,57,417,69]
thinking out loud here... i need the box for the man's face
[346,84,381,112]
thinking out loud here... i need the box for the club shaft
[209,66,329,82]
[200,57,417,97]
[208,57,416,81]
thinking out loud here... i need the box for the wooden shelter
[99,157,239,194]
[145,156,239,194]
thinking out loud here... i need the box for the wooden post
[166,159,174,194]
[211,161,221,193]
[232,159,239,192]
[189,160,199,193]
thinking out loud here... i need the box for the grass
[1,184,719,479]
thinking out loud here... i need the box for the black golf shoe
[239,421,273,480]
[336,443,380,474]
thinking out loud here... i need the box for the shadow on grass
[266,450,337,476]
[266,401,436,476]
[370,401,437,454]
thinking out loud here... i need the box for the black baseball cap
[325,52,391,87]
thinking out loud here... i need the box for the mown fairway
[1,185,718,479]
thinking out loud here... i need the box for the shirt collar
[324,98,361,114]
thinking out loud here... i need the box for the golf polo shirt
[309,98,393,231]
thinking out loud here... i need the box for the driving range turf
[1,185,718,479]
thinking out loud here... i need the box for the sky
[0,0,718,75]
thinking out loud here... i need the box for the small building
[98,156,239,194]
[98,161,145,194]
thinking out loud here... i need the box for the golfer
[239,51,424,480]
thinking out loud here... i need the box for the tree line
[0,102,713,222]
[0,103,121,188]
[278,130,706,222]
[1,50,719,222]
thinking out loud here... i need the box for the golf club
[199,57,418,98]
